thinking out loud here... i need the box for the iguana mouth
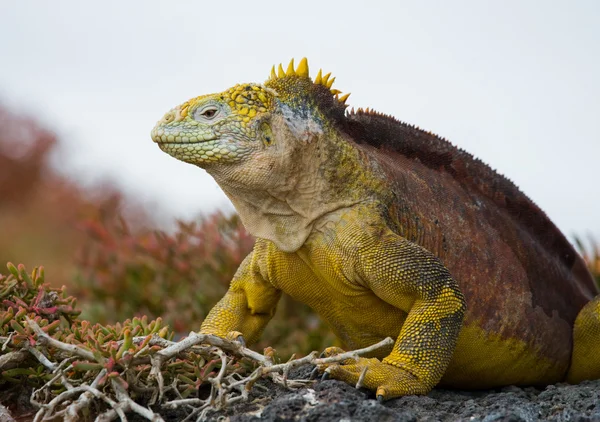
[150,129,217,144]
[155,135,241,165]
[156,140,207,145]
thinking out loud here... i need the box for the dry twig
[16,316,393,421]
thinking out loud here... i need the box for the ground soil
[211,366,600,422]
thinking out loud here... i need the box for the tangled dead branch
[25,318,393,421]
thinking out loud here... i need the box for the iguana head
[151,58,371,251]
[151,58,350,188]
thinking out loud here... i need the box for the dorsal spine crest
[266,58,351,107]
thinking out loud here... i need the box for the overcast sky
[1,1,599,240]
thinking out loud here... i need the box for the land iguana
[151,58,600,400]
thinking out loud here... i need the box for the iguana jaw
[153,136,246,167]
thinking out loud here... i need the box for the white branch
[26,317,96,362]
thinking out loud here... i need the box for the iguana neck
[209,124,383,252]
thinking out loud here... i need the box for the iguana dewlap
[151,58,600,400]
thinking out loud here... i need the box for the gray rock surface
[212,366,600,422]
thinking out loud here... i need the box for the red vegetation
[0,107,125,280]
[0,106,335,358]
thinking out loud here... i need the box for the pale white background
[1,1,598,240]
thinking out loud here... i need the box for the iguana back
[345,109,596,317]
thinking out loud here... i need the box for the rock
[212,369,600,422]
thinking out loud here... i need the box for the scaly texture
[151,58,600,400]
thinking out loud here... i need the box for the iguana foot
[324,357,430,400]
[317,347,430,400]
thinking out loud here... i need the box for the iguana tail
[567,295,600,382]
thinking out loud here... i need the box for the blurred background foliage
[0,106,597,360]
[0,106,335,359]
[576,239,600,291]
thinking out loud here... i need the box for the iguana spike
[322,72,331,86]
[271,65,277,80]
[315,69,323,84]
[286,59,295,76]
[338,93,351,104]
[277,64,285,78]
[296,57,309,78]
[326,77,336,89]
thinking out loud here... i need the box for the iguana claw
[310,367,320,380]
[376,387,388,402]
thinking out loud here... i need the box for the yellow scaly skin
[151,58,600,400]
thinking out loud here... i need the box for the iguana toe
[225,331,246,346]
[320,346,345,358]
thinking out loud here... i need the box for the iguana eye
[202,108,217,118]
[194,105,221,122]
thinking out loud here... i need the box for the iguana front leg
[200,250,281,346]
[322,224,466,399]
